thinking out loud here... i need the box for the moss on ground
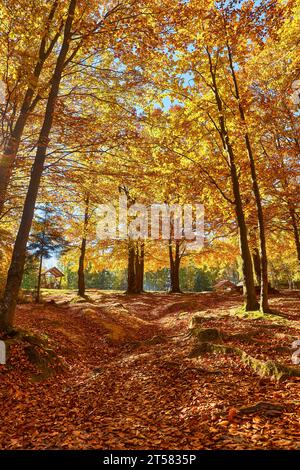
[189,341,300,381]
[188,314,300,381]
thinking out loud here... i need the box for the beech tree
[0,0,78,329]
[0,0,63,215]
[0,0,298,327]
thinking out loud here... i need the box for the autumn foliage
[0,0,299,453]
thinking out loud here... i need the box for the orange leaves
[228,407,238,422]
[1,291,300,449]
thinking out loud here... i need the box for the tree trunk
[289,206,300,263]
[230,160,259,310]
[126,241,144,294]
[36,254,43,303]
[227,43,269,312]
[77,237,87,297]
[0,0,60,215]
[77,195,89,297]
[206,47,258,311]
[135,242,144,294]
[169,241,181,293]
[0,0,77,331]
[139,242,144,293]
[127,241,137,294]
[246,134,269,311]
[252,247,261,287]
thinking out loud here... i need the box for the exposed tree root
[190,325,263,344]
[238,401,285,417]
[130,335,167,348]
[189,341,300,381]
[189,342,236,357]
[1,328,63,381]
[188,324,300,381]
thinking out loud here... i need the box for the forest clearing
[0,289,300,450]
[0,0,299,458]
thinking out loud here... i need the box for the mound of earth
[72,302,152,342]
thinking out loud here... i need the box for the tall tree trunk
[78,195,90,297]
[227,43,269,312]
[0,0,77,331]
[139,242,144,293]
[289,205,300,262]
[126,241,144,294]
[36,205,49,302]
[206,48,258,311]
[36,254,43,303]
[134,247,140,291]
[127,241,136,294]
[77,238,87,297]
[169,240,181,293]
[252,247,261,287]
[0,0,61,215]
[135,242,144,294]
[120,186,142,295]
[230,160,258,310]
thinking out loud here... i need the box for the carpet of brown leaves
[0,290,299,450]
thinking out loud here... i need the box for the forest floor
[0,289,300,450]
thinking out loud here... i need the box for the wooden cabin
[213,279,238,292]
[41,267,64,289]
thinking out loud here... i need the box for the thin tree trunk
[169,240,181,293]
[246,135,269,311]
[135,242,144,294]
[139,242,144,292]
[36,205,49,302]
[78,195,90,297]
[77,238,87,297]
[0,0,61,215]
[134,246,140,292]
[230,159,258,309]
[0,0,77,331]
[227,43,269,312]
[252,247,261,287]
[127,241,136,294]
[36,254,43,303]
[206,48,258,311]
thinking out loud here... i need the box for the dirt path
[0,291,300,449]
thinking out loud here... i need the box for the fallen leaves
[0,290,299,450]
[228,407,238,421]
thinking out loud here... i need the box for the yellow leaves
[228,407,238,421]
[217,420,230,427]
[252,416,262,424]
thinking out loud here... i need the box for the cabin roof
[42,267,64,278]
[214,279,236,289]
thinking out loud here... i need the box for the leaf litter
[0,290,299,450]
